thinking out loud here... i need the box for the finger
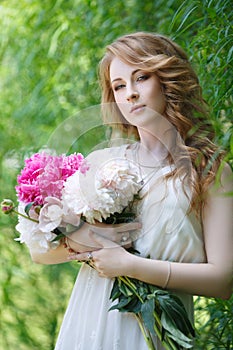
[118,232,129,244]
[90,232,118,248]
[115,221,142,233]
[68,251,93,262]
[120,234,129,243]
[118,232,132,248]
[123,240,132,249]
[90,221,141,233]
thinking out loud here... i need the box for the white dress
[55,145,206,350]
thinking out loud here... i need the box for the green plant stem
[152,312,164,346]
[118,276,143,302]
[118,277,157,349]
[118,276,177,350]
[153,311,177,350]
[164,335,177,350]
[135,314,156,350]
[166,334,177,350]
[12,209,39,223]
[152,311,174,350]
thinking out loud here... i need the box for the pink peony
[16,152,88,205]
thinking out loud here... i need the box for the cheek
[113,91,124,105]
[116,104,129,121]
[150,84,166,112]
[156,90,166,107]
[113,93,127,112]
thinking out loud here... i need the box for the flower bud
[1,199,15,214]
[34,205,42,215]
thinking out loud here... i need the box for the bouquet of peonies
[1,152,141,252]
[1,152,90,252]
[1,150,195,350]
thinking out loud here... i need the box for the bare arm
[130,164,233,298]
[30,221,141,264]
[74,164,233,299]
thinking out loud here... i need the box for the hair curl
[99,32,224,214]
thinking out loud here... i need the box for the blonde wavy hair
[99,32,224,213]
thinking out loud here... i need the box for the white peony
[15,202,60,253]
[62,159,141,224]
[38,196,81,232]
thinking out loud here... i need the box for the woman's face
[109,57,166,128]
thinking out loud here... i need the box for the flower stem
[153,311,177,350]
[118,276,144,303]
[12,209,39,223]
[152,311,173,350]
[135,314,156,350]
[117,276,178,350]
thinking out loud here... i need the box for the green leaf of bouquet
[119,283,134,297]
[111,295,132,311]
[133,279,151,299]
[141,299,156,335]
[109,304,119,312]
[161,312,193,345]
[168,336,193,349]
[166,308,193,337]
[148,285,169,297]
[52,233,65,242]
[104,211,136,224]
[158,295,195,336]
[160,304,195,348]
[124,297,142,313]
[109,291,142,313]
[24,202,35,216]
[65,224,79,233]
[161,325,166,342]
[127,247,140,255]
[110,279,121,301]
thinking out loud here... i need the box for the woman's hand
[68,233,135,278]
[91,221,141,247]
[67,220,141,253]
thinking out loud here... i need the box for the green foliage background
[0,0,232,349]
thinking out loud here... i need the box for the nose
[126,90,139,102]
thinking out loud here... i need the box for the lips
[130,104,146,113]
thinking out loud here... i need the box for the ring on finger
[87,252,93,261]
[121,234,128,243]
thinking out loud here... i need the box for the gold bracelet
[162,261,171,289]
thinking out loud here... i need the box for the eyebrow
[111,69,141,84]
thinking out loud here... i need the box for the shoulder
[221,162,233,189]
[210,162,233,196]
[203,162,233,218]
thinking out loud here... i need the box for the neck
[136,111,177,156]
[137,129,175,163]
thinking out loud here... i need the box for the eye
[136,74,150,82]
[113,84,125,91]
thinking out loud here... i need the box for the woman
[30,32,232,350]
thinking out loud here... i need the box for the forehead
[109,57,140,81]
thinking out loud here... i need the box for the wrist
[123,251,138,277]
[126,257,172,289]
